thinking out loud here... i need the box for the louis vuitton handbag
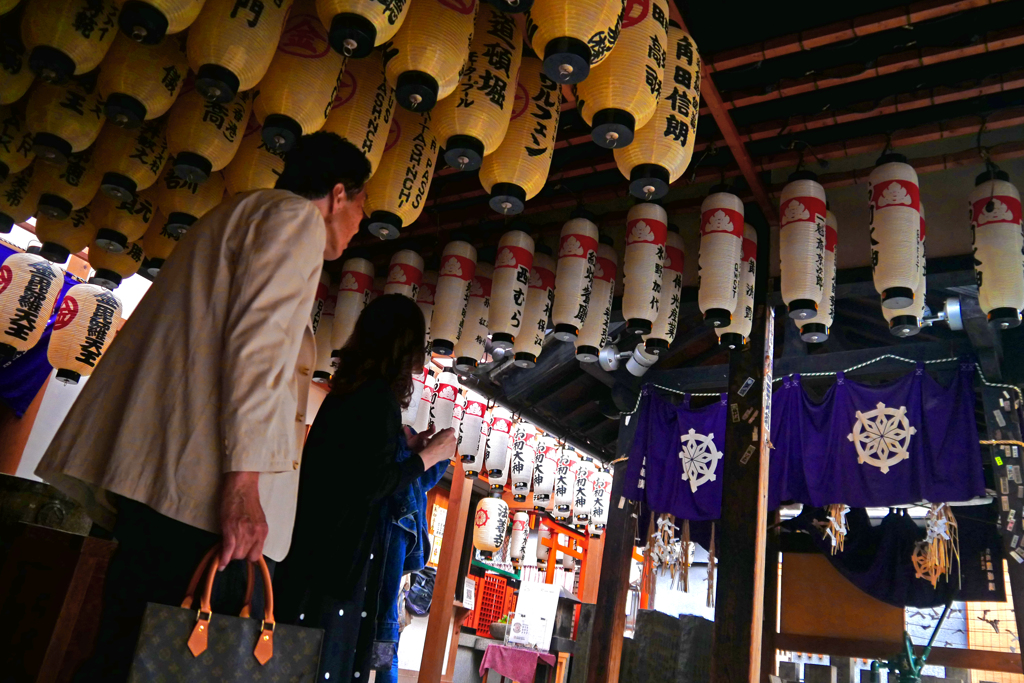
[128,546,323,682]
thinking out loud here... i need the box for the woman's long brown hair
[330,293,427,409]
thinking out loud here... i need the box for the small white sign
[463,578,475,612]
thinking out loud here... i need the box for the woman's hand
[417,428,457,469]
[404,425,436,453]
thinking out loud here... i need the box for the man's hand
[218,471,269,570]
[403,425,435,453]
[417,428,458,469]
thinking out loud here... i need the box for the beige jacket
[36,189,324,561]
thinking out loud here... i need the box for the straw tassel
[706,523,716,608]
[681,519,691,593]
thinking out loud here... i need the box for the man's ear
[333,182,347,211]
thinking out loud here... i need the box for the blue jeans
[376,649,401,683]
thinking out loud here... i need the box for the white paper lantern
[384,249,424,300]
[459,389,488,472]
[646,227,684,353]
[622,202,667,334]
[552,214,599,341]
[416,270,438,351]
[576,239,617,362]
[573,457,595,526]
[552,448,578,520]
[452,391,465,442]
[884,203,926,337]
[513,250,556,368]
[779,172,827,320]
[536,521,553,569]
[430,370,460,431]
[591,467,613,532]
[312,281,337,384]
[588,523,602,538]
[970,170,1023,328]
[474,417,491,479]
[717,224,758,349]
[532,435,558,509]
[453,262,492,373]
[698,189,744,327]
[473,495,509,559]
[489,230,535,349]
[431,241,477,355]
[509,511,530,566]
[413,371,436,434]
[48,281,122,384]
[560,536,576,570]
[510,422,537,502]
[801,211,838,342]
[486,405,513,489]
[0,253,64,359]
[330,257,373,363]
[869,153,921,308]
[402,365,428,426]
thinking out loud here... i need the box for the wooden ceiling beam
[705,0,1009,73]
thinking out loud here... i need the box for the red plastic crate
[474,573,511,637]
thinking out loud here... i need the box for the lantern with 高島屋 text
[166,86,252,184]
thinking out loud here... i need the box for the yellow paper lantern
[383,0,479,112]
[48,280,122,383]
[0,251,65,357]
[97,32,187,127]
[383,248,423,299]
[646,225,682,352]
[779,171,827,320]
[552,213,599,341]
[431,240,477,355]
[478,56,559,215]
[488,229,534,348]
[330,256,373,357]
[36,206,97,263]
[472,495,509,559]
[883,202,925,337]
[0,14,36,106]
[316,0,410,57]
[970,170,1023,329]
[362,107,437,239]
[89,188,158,252]
[254,1,347,153]
[575,0,667,148]
[801,211,838,343]
[154,165,225,236]
[0,0,17,15]
[222,114,286,195]
[576,237,616,362]
[118,0,206,44]
[621,201,666,334]
[187,0,294,102]
[21,0,120,84]
[141,211,181,275]
[614,26,699,199]
[416,269,437,349]
[698,188,744,327]
[0,104,34,180]
[87,237,144,287]
[32,145,103,220]
[92,118,169,201]
[868,153,921,309]
[453,261,492,372]
[321,48,395,175]
[717,224,757,349]
[524,0,624,84]
[166,86,252,183]
[312,280,337,383]
[26,74,105,165]
[431,3,522,170]
[513,248,554,367]
[0,165,40,232]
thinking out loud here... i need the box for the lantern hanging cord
[980,439,1024,448]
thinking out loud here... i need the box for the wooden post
[585,412,639,683]
[980,385,1024,674]
[418,462,474,683]
[760,513,780,683]
[710,212,773,683]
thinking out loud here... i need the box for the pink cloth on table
[479,643,557,683]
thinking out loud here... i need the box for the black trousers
[73,498,274,683]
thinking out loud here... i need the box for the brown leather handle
[180,547,256,617]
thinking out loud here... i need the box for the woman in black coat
[275,294,456,681]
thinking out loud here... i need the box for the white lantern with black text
[552,213,599,341]
[384,249,424,300]
[591,467,613,533]
[884,204,926,337]
[513,249,556,367]
[532,435,558,509]
[509,511,530,567]
[486,405,513,489]
[489,230,535,349]
[416,270,438,350]
[48,280,122,384]
[779,171,827,320]
[970,170,1023,328]
[573,457,595,527]
[576,238,616,362]
[331,257,374,364]
[453,262,492,373]
[509,422,537,502]
[698,189,744,327]
[473,495,509,560]
[413,371,436,434]
[622,202,667,334]
[801,212,838,342]
[552,448,578,520]
[646,226,683,353]
[431,241,477,355]
[869,153,921,309]
[402,366,428,426]
[452,391,465,443]
[717,225,757,349]
[312,280,337,384]
[431,371,460,431]
[459,390,488,473]
[0,253,64,358]
[536,521,553,569]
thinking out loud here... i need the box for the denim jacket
[374,433,448,643]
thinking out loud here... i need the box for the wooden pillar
[980,386,1024,674]
[710,211,774,683]
[585,412,639,683]
[418,462,474,683]
[760,513,780,683]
